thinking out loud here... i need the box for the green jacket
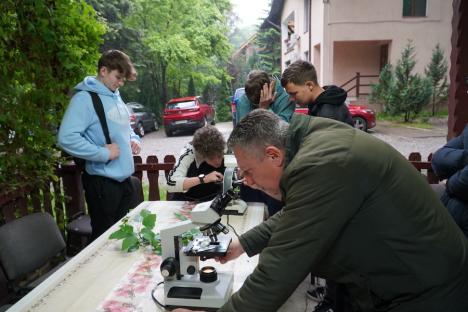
[236,78,295,123]
[220,114,468,312]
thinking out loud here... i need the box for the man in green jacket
[175,109,468,312]
[236,70,295,216]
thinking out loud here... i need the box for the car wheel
[152,121,159,131]
[137,122,145,137]
[201,117,208,128]
[165,127,172,137]
[353,117,367,132]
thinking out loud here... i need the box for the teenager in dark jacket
[281,59,353,127]
[432,125,468,237]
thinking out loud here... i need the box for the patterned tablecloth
[10,201,265,312]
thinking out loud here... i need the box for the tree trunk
[160,61,168,105]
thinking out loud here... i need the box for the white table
[10,201,265,312]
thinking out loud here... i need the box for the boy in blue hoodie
[58,50,141,240]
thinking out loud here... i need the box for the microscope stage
[184,236,232,258]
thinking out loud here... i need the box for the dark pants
[82,172,138,240]
[325,280,354,312]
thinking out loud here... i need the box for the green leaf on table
[140,227,156,242]
[140,209,151,219]
[151,238,162,255]
[174,212,188,221]
[142,214,156,229]
[121,235,139,252]
[121,224,134,234]
[109,224,134,239]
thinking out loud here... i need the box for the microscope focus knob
[160,257,177,278]
[186,265,196,275]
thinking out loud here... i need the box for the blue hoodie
[58,76,140,182]
[236,77,295,123]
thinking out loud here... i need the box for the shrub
[0,1,105,194]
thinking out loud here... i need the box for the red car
[294,103,376,132]
[163,96,215,136]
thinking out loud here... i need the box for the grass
[376,109,448,129]
[142,183,167,201]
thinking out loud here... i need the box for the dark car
[126,102,159,137]
[163,96,215,136]
[294,103,376,132]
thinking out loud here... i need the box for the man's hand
[206,171,223,183]
[106,143,120,160]
[131,140,141,155]
[259,80,277,109]
[215,238,245,264]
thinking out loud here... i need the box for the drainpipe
[309,0,312,62]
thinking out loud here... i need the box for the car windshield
[130,106,145,113]
[167,101,196,109]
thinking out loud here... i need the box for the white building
[264,0,452,99]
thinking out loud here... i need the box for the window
[303,0,310,34]
[403,0,426,17]
[167,101,196,109]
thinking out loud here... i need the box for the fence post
[60,165,85,220]
[147,155,160,201]
[356,72,360,98]
[426,153,440,184]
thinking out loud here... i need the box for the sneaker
[313,298,334,312]
[306,286,325,302]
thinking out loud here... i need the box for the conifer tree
[188,77,196,96]
[425,44,448,116]
[370,63,394,112]
[387,41,432,122]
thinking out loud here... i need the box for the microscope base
[164,272,233,309]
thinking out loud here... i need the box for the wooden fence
[0,152,440,227]
[0,155,176,227]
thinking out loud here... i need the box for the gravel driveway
[139,118,448,163]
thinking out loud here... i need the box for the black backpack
[73,91,111,167]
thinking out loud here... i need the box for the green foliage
[109,209,162,253]
[202,73,232,122]
[109,209,201,253]
[371,41,432,122]
[122,0,232,113]
[255,27,281,77]
[425,43,449,116]
[0,0,105,194]
[370,64,393,111]
[216,101,232,122]
[188,76,196,96]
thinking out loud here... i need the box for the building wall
[280,0,452,86]
[281,0,303,71]
[327,0,452,76]
[333,41,381,91]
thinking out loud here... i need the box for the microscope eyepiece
[210,189,235,214]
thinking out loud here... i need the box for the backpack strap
[88,91,111,145]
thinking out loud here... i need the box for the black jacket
[308,85,353,126]
[432,125,468,237]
